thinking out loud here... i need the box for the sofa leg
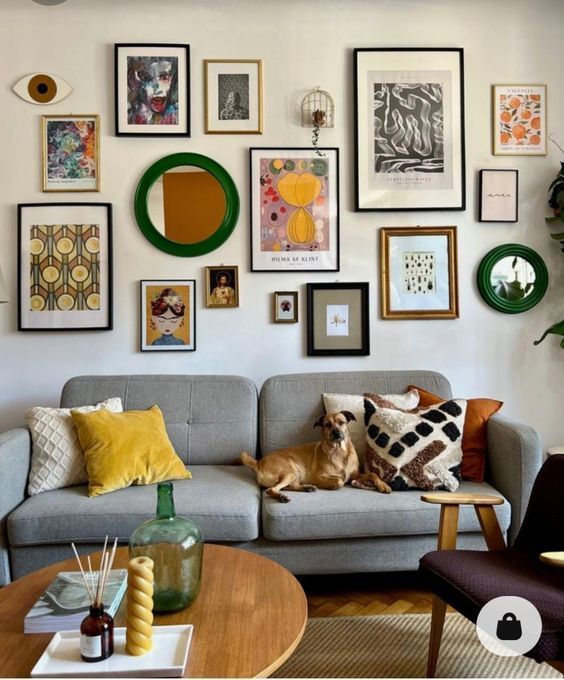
[427,595,447,678]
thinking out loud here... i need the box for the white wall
[1,0,563,448]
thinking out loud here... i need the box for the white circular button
[476,596,542,656]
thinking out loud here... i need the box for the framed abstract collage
[354,48,465,211]
[18,203,113,331]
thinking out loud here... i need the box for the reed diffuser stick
[71,543,95,602]
[71,537,118,608]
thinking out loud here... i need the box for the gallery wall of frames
[0,0,563,447]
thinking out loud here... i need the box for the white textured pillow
[26,398,123,495]
[323,390,420,463]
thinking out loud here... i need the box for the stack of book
[24,569,127,634]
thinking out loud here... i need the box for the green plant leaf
[534,319,564,346]
[550,231,564,239]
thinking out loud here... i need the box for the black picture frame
[306,282,369,356]
[17,202,113,332]
[353,47,466,212]
[249,147,340,272]
[479,169,519,223]
[114,43,191,137]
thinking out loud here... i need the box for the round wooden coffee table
[0,544,307,678]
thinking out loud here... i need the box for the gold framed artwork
[42,115,100,192]
[205,266,239,307]
[18,203,112,331]
[140,279,195,351]
[204,59,263,134]
[492,84,547,155]
[273,291,298,323]
[380,226,459,320]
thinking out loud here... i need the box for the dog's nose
[331,429,344,441]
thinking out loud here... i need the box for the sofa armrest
[0,428,31,584]
[486,414,542,545]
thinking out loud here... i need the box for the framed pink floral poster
[250,147,339,272]
[492,84,547,155]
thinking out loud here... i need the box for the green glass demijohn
[129,482,203,613]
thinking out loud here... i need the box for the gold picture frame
[380,226,459,320]
[273,291,298,323]
[205,265,239,308]
[204,59,263,134]
[42,114,100,192]
[492,84,547,156]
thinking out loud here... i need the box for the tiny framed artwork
[250,147,340,272]
[140,280,195,351]
[18,203,113,331]
[307,282,369,356]
[205,266,239,307]
[42,115,100,192]
[492,84,546,155]
[479,169,518,222]
[354,48,466,211]
[204,59,263,134]
[380,226,459,320]
[115,43,190,136]
[273,291,298,323]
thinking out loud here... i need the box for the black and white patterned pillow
[363,394,467,492]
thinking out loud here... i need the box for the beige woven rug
[273,613,560,678]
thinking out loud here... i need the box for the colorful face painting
[29,224,100,313]
[147,286,188,346]
[260,156,329,254]
[44,116,99,191]
[127,56,178,125]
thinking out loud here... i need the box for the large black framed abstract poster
[354,48,465,211]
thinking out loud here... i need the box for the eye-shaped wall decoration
[13,73,72,105]
[477,244,548,314]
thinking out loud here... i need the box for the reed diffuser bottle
[129,482,203,613]
[80,604,114,662]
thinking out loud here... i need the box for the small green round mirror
[477,244,548,314]
[134,152,239,257]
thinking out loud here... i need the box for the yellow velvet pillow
[71,405,191,497]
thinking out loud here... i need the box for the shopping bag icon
[497,612,522,640]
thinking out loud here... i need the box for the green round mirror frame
[477,243,548,314]
[134,152,240,257]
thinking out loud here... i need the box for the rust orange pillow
[408,386,503,483]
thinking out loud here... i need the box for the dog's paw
[352,479,374,490]
[279,494,290,503]
[377,483,392,494]
[304,485,317,492]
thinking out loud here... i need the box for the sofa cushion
[8,465,260,545]
[261,481,510,541]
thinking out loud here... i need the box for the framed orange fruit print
[492,84,547,155]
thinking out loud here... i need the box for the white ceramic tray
[31,624,193,678]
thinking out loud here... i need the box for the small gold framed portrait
[205,266,239,308]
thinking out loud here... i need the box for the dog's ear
[341,410,356,423]
[313,414,326,428]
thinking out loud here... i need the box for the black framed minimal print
[354,48,466,211]
[479,169,518,222]
[307,282,369,356]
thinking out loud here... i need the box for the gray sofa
[0,371,543,585]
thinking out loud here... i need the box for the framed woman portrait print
[140,279,195,351]
[354,48,465,211]
[204,59,263,134]
[205,266,239,307]
[380,226,459,320]
[115,43,190,136]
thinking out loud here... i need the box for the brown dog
[241,411,389,502]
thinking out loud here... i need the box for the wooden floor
[299,571,447,618]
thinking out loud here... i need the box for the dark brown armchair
[419,454,564,676]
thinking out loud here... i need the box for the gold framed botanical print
[380,226,459,320]
[42,115,100,192]
[204,59,263,134]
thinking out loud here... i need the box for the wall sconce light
[301,86,334,157]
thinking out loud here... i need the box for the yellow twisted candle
[125,556,154,656]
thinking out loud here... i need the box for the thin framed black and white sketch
[354,48,466,211]
[479,169,518,222]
